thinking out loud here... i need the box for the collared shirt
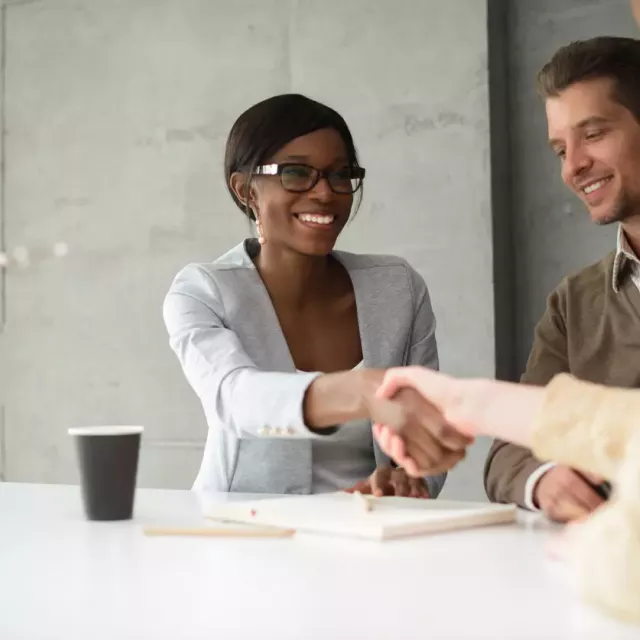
[612,225,640,293]
[524,225,640,511]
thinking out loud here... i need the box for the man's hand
[345,466,430,498]
[368,387,473,477]
[534,465,606,522]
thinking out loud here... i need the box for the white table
[1,483,637,640]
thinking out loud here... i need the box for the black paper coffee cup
[68,425,143,521]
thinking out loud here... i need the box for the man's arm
[483,286,569,507]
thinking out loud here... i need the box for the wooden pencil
[354,490,374,512]
[143,526,295,538]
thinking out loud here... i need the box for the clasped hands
[345,367,477,498]
[367,367,477,478]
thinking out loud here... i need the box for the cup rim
[68,425,144,436]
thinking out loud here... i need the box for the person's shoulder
[544,252,616,322]
[334,249,420,274]
[210,240,256,270]
[173,241,253,279]
[334,250,430,303]
[166,241,254,298]
[555,251,615,298]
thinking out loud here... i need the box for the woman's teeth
[297,214,334,225]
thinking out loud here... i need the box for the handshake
[360,366,540,478]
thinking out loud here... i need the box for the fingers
[375,425,422,476]
[405,444,466,476]
[400,402,467,473]
[394,428,465,476]
[548,500,591,523]
[376,372,410,400]
[390,468,411,497]
[377,366,454,405]
[403,429,447,471]
[374,424,411,466]
[375,426,465,477]
[411,399,472,452]
[402,461,422,478]
[344,479,371,495]
[366,397,407,430]
[565,477,605,513]
[373,385,472,481]
[409,478,430,499]
[369,467,430,499]
[537,467,605,522]
[581,471,605,485]
[430,422,473,452]
[370,468,391,497]
[373,423,393,457]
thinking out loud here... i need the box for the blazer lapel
[242,273,298,372]
[232,240,297,373]
[342,261,393,468]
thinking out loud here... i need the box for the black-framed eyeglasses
[253,163,365,194]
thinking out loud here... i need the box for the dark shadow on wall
[487,0,518,381]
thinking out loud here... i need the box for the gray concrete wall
[507,0,640,374]
[0,0,494,500]
[0,4,5,482]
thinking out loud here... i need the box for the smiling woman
[161,94,467,498]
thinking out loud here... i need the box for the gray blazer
[163,239,446,497]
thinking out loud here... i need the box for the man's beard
[594,191,638,226]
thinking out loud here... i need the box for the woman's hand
[344,466,430,498]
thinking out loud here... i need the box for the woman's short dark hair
[224,93,362,220]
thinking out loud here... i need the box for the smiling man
[484,36,640,521]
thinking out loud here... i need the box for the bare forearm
[472,380,542,448]
[303,371,370,429]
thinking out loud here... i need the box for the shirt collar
[613,225,640,292]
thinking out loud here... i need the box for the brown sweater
[484,250,640,506]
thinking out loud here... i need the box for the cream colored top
[531,373,640,623]
[531,373,640,479]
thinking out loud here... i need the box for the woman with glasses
[162,94,466,497]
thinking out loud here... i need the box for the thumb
[376,369,406,399]
[377,367,454,409]
[366,396,407,430]
[377,366,428,399]
[581,472,605,485]
[370,468,390,497]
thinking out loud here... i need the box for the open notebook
[204,492,517,541]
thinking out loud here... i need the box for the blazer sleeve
[405,264,447,498]
[406,264,440,372]
[162,264,323,439]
